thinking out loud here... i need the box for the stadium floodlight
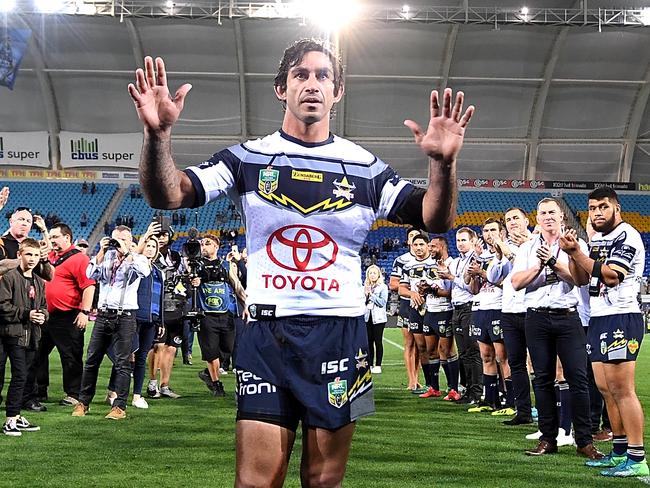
[401,4,411,19]
[640,8,650,26]
[35,0,65,13]
[75,0,96,15]
[0,0,15,13]
[298,0,361,31]
[520,6,529,15]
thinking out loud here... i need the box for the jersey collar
[279,129,334,148]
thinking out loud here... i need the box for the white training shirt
[448,251,475,306]
[475,250,503,311]
[184,130,414,319]
[511,234,587,309]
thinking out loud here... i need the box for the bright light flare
[297,0,361,31]
[166,0,174,7]
[35,0,65,12]
[640,8,650,26]
[0,0,15,13]
[520,6,529,15]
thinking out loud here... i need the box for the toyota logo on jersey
[266,224,338,272]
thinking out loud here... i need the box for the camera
[106,238,121,249]
[183,227,205,330]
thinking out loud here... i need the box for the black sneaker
[198,369,215,392]
[503,415,534,426]
[212,380,226,397]
[23,401,47,412]
[15,416,40,432]
[2,418,21,436]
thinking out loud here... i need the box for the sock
[441,360,449,389]
[557,381,572,434]
[484,374,498,407]
[447,356,460,391]
[613,436,628,456]
[504,377,514,408]
[430,359,441,390]
[421,363,433,388]
[627,445,645,463]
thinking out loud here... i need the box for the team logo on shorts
[600,340,607,355]
[628,339,640,355]
[613,329,625,340]
[173,336,182,346]
[248,304,257,319]
[354,348,368,370]
[258,168,279,195]
[492,325,502,336]
[328,377,348,409]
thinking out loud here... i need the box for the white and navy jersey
[184,130,414,319]
[475,250,503,311]
[448,251,475,306]
[400,257,431,293]
[423,257,453,312]
[589,222,645,317]
[391,251,417,302]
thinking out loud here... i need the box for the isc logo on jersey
[263,224,341,293]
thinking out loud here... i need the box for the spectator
[172,211,179,226]
[81,182,88,195]
[179,212,186,226]
[364,265,388,374]
[103,221,110,235]
[0,238,48,436]
[36,223,95,408]
[80,212,88,228]
[90,182,96,195]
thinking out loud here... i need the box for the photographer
[191,234,245,396]
[72,226,150,420]
[147,226,187,398]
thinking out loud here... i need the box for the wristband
[80,309,91,315]
[592,261,603,278]
[545,256,557,268]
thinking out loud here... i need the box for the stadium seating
[0,180,118,241]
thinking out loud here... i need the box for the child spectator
[0,238,48,436]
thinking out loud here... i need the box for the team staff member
[438,227,482,404]
[129,38,474,486]
[36,223,95,407]
[72,226,150,420]
[512,198,602,459]
[192,234,245,396]
[390,227,422,391]
[560,188,648,477]
[492,208,534,425]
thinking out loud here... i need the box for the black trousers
[78,311,137,410]
[35,309,85,399]
[452,303,482,400]
[0,336,26,418]
[365,316,386,367]
[501,312,532,417]
[525,309,592,448]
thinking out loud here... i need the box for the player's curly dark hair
[274,38,344,99]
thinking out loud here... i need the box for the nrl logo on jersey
[258,168,279,195]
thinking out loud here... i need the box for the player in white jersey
[438,227,483,403]
[466,218,511,413]
[128,39,475,487]
[560,188,648,477]
[399,234,441,396]
[390,228,424,391]
[423,236,460,400]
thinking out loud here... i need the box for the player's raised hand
[128,56,192,133]
[404,88,475,163]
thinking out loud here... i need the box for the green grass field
[1,326,649,487]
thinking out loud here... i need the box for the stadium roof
[0,0,649,182]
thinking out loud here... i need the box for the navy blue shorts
[397,299,411,329]
[235,315,375,432]
[587,313,644,363]
[408,307,426,334]
[470,309,503,344]
[424,310,454,338]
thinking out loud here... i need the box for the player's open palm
[128,56,192,132]
[404,88,475,162]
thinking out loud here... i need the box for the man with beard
[560,188,647,476]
